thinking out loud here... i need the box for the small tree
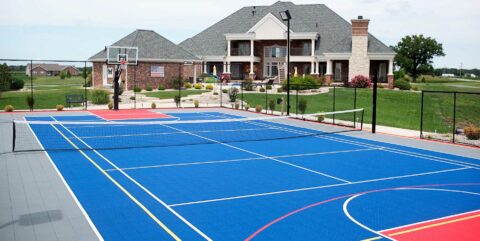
[26,94,35,110]
[243,79,254,91]
[298,98,307,115]
[0,63,11,91]
[66,71,72,78]
[392,35,445,82]
[174,95,181,107]
[228,87,238,103]
[268,99,275,114]
[59,71,66,80]
[172,77,184,89]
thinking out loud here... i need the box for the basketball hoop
[119,59,127,70]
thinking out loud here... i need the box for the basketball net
[119,59,127,70]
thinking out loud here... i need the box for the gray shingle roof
[179,1,394,57]
[89,30,199,62]
[27,64,77,72]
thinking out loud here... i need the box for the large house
[90,1,395,89]
[89,30,200,90]
[26,63,79,77]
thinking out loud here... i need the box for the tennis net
[12,109,364,152]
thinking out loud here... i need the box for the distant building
[441,73,455,78]
[26,64,80,77]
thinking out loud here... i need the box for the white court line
[76,127,275,139]
[248,120,480,169]
[169,167,470,207]
[158,122,352,183]
[50,117,213,241]
[105,147,381,172]
[343,187,480,241]
[24,117,105,241]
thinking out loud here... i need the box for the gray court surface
[1,109,479,241]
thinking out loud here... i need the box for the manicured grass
[0,75,88,110]
[144,90,209,99]
[411,76,480,92]
[242,87,480,133]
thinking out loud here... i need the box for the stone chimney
[349,16,370,81]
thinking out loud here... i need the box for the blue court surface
[25,111,480,240]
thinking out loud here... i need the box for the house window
[378,63,387,83]
[238,42,250,56]
[151,65,165,77]
[334,62,342,81]
[264,62,279,77]
[107,67,114,78]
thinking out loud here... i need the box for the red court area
[89,109,172,120]
[380,210,480,241]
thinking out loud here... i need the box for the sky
[1,0,479,69]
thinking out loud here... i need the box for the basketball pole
[113,65,122,110]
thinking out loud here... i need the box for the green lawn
[144,89,209,99]
[1,75,88,110]
[242,85,480,133]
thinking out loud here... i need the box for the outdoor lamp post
[279,10,291,115]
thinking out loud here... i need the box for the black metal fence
[420,90,480,146]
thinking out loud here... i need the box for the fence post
[295,88,299,115]
[241,82,244,110]
[220,80,222,107]
[332,86,336,124]
[30,59,33,111]
[12,121,16,152]
[133,65,137,109]
[420,91,424,138]
[265,85,268,114]
[452,92,457,143]
[84,61,87,110]
[353,87,357,127]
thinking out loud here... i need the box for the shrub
[255,105,262,113]
[56,105,64,111]
[350,75,371,88]
[277,88,283,93]
[107,102,113,110]
[268,99,275,114]
[4,105,14,112]
[413,86,419,91]
[259,87,265,92]
[59,71,66,80]
[266,85,272,90]
[130,96,136,100]
[228,87,238,102]
[205,77,217,83]
[83,73,92,87]
[222,89,228,93]
[298,98,307,114]
[394,69,406,80]
[213,92,218,95]
[282,75,319,90]
[26,94,34,109]
[234,102,240,109]
[157,84,165,90]
[200,73,210,78]
[90,89,110,104]
[66,71,71,78]
[185,83,192,88]
[206,84,213,90]
[421,77,426,83]
[378,84,385,89]
[151,102,156,109]
[174,95,181,107]
[394,78,411,90]
[317,115,325,122]
[172,78,184,89]
[146,85,153,91]
[133,86,141,92]
[194,100,199,108]
[464,125,480,140]
[194,84,202,89]
[10,77,24,90]
[243,79,254,91]
[244,104,250,111]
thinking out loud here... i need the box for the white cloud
[2,0,480,68]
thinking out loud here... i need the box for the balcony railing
[230,48,251,56]
[290,47,312,56]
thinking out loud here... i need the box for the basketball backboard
[106,46,138,65]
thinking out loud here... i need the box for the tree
[392,35,445,82]
[0,63,11,91]
[66,71,71,78]
[59,71,66,80]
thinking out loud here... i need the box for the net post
[332,86,336,124]
[452,92,457,143]
[372,75,378,133]
[295,88,298,115]
[361,109,364,130]
[30,59,33,112]
[12,121,16,152]
[420,91,424,138]
[265,85,268,114]
[241,82,244,110]
[220,80,222,107]
[84,61,87,110]
[353,87,357,127]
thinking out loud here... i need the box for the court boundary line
[51,116,213,241]
[345,188,480,241]
[157,122,352,183]
[169,167,470,207]
[248,120,480,169]
[105,147,381,172]
[23,117,105,241]
[49,121,182,241]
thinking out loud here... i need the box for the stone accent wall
[349,19,370,81]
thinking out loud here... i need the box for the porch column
[250,39,254,57]
[203,61,207,74]
[325,59,333,85]
[227,40,231,57]
[249,60,254,74]
[310,62,315,75]
[227,62,231,73]
[193,63,197,84]
[315,61,319,74]
[223,61,226,74]
[387,58,394,89]
[311,39,315,56]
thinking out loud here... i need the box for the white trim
[248,13,289,33]
[368,53,396,60]
[225,33,255,40]
[290,32,319,40]
[324,52,351,59]
[90,58,201,64]
[23,117,104,241]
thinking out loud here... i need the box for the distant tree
[392,35,445,82]
[59,71,66,80]
[66,71,72,78]
[0,63,11,91]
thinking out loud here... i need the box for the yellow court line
[51,124,181,241]
[388,213,480,236]
[362,212,480,241]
